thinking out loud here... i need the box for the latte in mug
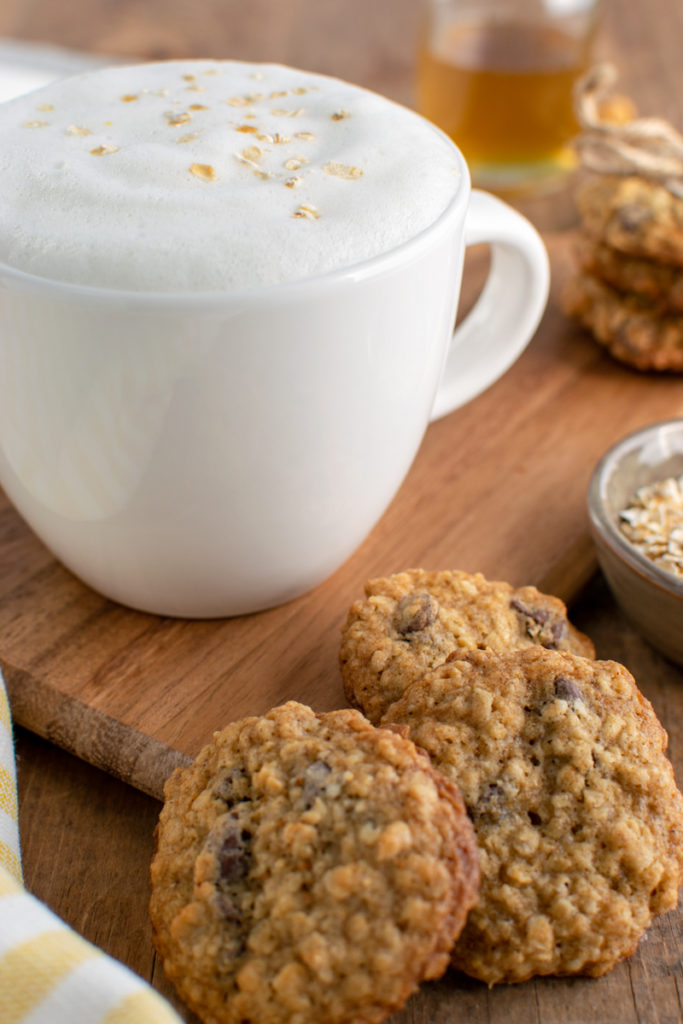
[0,60,548,617]
[0,60,461,291]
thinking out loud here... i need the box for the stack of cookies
[561,66,683,371]
[149,567,683,1022]
[340,568,683,985]
[562,174,683,371]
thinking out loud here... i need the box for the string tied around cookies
[573,63,683,198]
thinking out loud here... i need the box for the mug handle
[430,188,550,421]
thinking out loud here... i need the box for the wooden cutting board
[2,230,683,801]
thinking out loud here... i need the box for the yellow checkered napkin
[0,670,183,1024]
[0,679,21,885]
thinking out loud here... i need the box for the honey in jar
[417,17,597,194]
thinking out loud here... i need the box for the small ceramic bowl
[587,419,683,667]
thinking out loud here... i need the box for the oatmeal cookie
[339,569,594,724]
[575,174,683,266]
[381,647,683,984]
[150,701,479,1024]
[562,270,683,370]
[578,237,683,312]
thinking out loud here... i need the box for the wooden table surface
[2,1,683,1022]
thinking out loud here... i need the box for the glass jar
[417,0,602,195]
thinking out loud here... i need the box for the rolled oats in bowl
[619,474,683,579]
[587,419,683,666]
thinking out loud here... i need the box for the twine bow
[573,63,683,198]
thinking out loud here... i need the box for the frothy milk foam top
[0,60,462,292]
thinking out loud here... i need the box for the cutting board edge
[1,657,189,801]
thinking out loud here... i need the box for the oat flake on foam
[0,60,461,292]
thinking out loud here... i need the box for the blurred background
[0,0,676,116]
[0,1,423,105]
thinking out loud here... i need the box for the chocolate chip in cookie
[340,569,594,724]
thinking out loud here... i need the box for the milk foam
[0,60,462,291]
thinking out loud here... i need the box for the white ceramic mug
[0,147,548,617]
